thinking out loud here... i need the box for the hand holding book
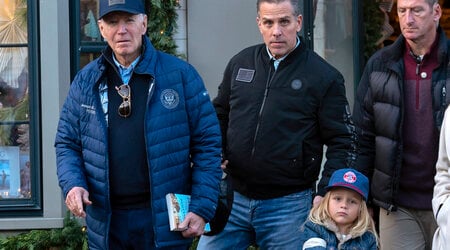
[166,193,211,234]
[166,172,233,237]
[178,211,210,236]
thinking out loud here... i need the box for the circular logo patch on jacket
[160,89,179,109]
[291,79,302,90]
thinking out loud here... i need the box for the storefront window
[80,0,101,42]
[312,0,355,107]
[0,0,31,201]
[443,0,450,37]
[78,0,103,69]
[71,0,105,74]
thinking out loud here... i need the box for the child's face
[328,187,362,234]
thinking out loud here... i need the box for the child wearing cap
[300,168,379,250]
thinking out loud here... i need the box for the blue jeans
[197,189,313,250]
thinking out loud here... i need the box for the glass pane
[313,0,354,107]
[80,52,102,69]
[0,0,31,200]
[80,0,101,42]
[443,0,450,38]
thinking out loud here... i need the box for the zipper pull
[148,77,155,98]
[442,85,446,106]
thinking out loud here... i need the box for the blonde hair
[308,190,379,246]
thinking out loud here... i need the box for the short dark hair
[256,0,300,16]
[424,0,439,6]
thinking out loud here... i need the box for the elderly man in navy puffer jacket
[54,0,222,249]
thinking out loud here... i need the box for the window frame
[70,0,106,80]
[69,0,146,79]
[0,0,42,217]
[301,0,362,87]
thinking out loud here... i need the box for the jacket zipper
[143,76,156,243]
[251,61,276,157]
[414,61,423,110]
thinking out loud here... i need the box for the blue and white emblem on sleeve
[160,89,179,109]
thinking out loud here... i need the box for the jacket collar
[100,35,157,77]
[380,26,448,66]
[261,36,307,68]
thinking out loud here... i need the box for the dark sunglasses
[115,84,131,117]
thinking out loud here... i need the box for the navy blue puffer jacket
[55,36,222,249]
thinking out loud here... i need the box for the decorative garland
[146,0,180,55]
[0,212,88,250]
[363,0,385,62]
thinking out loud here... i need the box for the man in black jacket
[353,0,450,249]
[198,0,356,249]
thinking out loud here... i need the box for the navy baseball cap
[99,0,145,19]
[325,168,369,201]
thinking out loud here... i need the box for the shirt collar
[266,37,300,70]
[112,55,141,84]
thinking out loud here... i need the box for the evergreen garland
[363,0,385,62]
[0,212,88,250]
[146,0,180,55]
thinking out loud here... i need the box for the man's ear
[256,17,263,34]
[296,15,303,33]
[97,20,106,38]
[142,14,148,35]
[433,3,442,22]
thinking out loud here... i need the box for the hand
[221,160,228,170]
[313,195,323,208]
[368,206,374,218]
[178,212,207,238]
[65,187,92,218]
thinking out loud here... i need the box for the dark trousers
[109,208,188,250]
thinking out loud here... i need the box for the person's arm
[300,220,328,250]
[183,64,222,226]
[368,239,378,250]
[433,107,450,219]
[212,60,233,158]
[316,72,357,195]
[55,74,91,214]
[352,63,376,182]
[366,231,379,250]
[302,238,327,250]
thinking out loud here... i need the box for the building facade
[0,0,448,232]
